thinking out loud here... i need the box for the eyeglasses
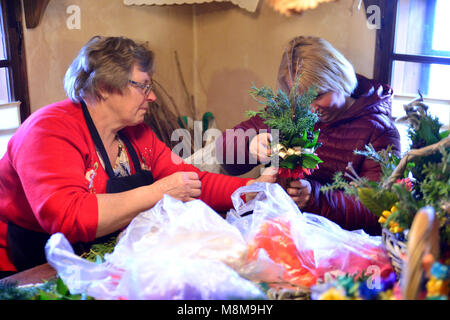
[128,79,153,96]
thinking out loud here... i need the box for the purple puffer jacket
[216,74,401,235]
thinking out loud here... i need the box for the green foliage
[247,78,319,143]
[322,145,406,218]
[321,95,449,255]
[0,280,44,300]
[409,115,443,148]
[0,277,94,300]
[419,148,450,246]
[80,236,117,263]
[246,75,323,171]
[357,187,399,218]
[420,148,449,207]
[354,144,404,180]
[390,183,423,230]
[408,114,446,182]
[321,172,360,197]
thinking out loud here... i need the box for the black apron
[7,100,154,271]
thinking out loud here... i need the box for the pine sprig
[80,236,117,263]
[0,277,93,300]
[246,75,322,172]
[247,76,319,142]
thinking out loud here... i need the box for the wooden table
[1,263,57,286]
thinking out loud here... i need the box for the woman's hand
[249,133,272,163]
[96,171,201,238]
[284,179,312,209]
[154,171,201,202]
[245,167,278,201]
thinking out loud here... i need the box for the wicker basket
[382,228,407,275]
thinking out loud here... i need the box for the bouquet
[246,76,323,180]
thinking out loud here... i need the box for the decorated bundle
[246,76,323,179]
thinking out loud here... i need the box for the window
[372,0,450,154]
[0,0,30,157]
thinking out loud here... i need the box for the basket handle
[401,206,440,299]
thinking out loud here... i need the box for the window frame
[371,0,450,88]
[0,0,30,123]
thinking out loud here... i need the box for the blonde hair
[277,36,357,96]
[64,36,154,102]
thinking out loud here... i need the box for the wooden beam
[23,0,50,29]
[392,53,450,65]
[365,0,397,84]
[3,0,31,121]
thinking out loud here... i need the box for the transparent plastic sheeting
[45,194,266,300]
[45,183,392,299]
[227,183,393,287]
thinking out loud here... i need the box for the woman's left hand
[285,179,312,209]
[245,167,278,201]
[246,167,278,186]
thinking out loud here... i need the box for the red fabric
[0,221,15,271]
[0,99,251,271]
[216,75,401,235]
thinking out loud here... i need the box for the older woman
[216,36,401,235]
[0,36,274,273]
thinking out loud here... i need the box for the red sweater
[0,99,251,271]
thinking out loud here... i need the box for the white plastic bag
[45,195,265,300]
[227,183,393,287]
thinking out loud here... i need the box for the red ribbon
[278,167,310,179]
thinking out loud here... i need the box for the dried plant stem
[174,50,196,120]
[152,79,183,119]
[344,162,362,183]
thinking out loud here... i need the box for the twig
[174,50,196,120]
[152,79,183,119]
[382,137,450,190]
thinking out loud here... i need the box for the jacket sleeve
[359,119,402,181]
[147,127,252,212]
[12,117,98,243]
[303,121,401,236]
[215,115,270,176]
[304,180,381,235]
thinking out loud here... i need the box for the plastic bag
[45,195,265,300]
[227,182,393,287]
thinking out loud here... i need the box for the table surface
[1,263,57,286]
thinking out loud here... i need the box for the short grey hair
[277,36,357,96]
[64,36,154,102]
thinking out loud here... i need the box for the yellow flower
[390,205,397,213]
[389,221,398,228]
[426,276,449,297]
[379,289,395,300]
[391,226,404,234]
[319,288,348,300]
[382,210,392,218]
[378,216,386,224]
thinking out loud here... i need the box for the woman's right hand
[249,133,272,163]
[154,171,201,202]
